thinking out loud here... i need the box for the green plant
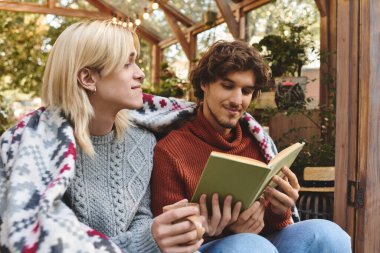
[143,62,189,98]
[253,22,315,78]
[257,75,336,179]
[0,93,15,136]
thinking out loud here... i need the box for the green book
[191,142,305,211]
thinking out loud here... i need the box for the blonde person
[0,20,206,253]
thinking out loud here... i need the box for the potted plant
[253,22,315,78]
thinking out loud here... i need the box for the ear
[78,68,98,92]
[200,82,207,92]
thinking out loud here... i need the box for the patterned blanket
[0,94,299,253]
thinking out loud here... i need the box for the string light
[112,0,161,27]
[135,15,141,26]
[143,8,150,19]
[152,1,159,10]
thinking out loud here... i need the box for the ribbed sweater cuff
[111,221,160,253]
[266,204,292,231]
[135,222,161,253]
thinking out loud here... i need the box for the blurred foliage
[143,62,189,98]
[256,74,336,177]
[0,12,79,135]
[246,0,320,44]
[0,93,14,135]
[139,39,152,86]
[0,12,79,96]
[253,22,316,77]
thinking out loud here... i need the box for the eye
[221,82,233,89]
[242,88,254,95]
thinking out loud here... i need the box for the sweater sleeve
[111,185,160,253]
[151,145,188,217]
[261,200,292,235]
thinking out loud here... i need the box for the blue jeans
[199,219,351,253]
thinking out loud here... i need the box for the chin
[124,99,143,110]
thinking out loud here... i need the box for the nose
[229,89,243,106]
[133,65,145,83]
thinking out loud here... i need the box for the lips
[223,106,241,113]
[131,84,141,89]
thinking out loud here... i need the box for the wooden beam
[315,0,328,17]
[163,10,191,61]
[0,0,162,44]
[0,1,108,19]
[48,0,55,9]
[158,0,270,49]
[233,0,271,12]
[215,0,240,39]
[157,0,194,27]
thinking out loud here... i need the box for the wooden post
[317,0,337,107]
[151,44,161,90]
[335,0,380,252]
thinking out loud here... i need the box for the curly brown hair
[189,40,270,100]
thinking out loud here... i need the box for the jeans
[199,219,352,253]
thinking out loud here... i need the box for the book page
[212,152,268,168]
[253,142,305,200]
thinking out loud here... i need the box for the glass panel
[106,0,170,39]
[170,0,217,23]
[138,38,152,86]
[246,0,320,108]
[57,0,98,10]
[142,8,172,39]
[196,23,233,58]
[246,0,320,68]
[163,43,188,81]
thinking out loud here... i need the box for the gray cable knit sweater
[64,125,160,252]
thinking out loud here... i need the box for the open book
[191,142,305,210]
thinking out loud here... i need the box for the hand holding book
[191,142,305,211]
[263,166,300,215]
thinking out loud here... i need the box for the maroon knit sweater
[151,109,292,235]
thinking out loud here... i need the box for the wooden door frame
[335,0,380,252]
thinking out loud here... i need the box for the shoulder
[122,124,156,157]
[125,124,156,144]
[155,124,192,152]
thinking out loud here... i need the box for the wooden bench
[297,166,335,220]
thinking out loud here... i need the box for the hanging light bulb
[152,1,159,10]
[112,16,117,24]
[135,15,141,26]
[143,8,150,19]
[128,21,134,28]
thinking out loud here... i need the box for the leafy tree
[0,11,79,96]
[0,12,48,96]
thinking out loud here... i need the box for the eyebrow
[222,77,254,87]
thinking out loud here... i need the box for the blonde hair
[42,20,140,155]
